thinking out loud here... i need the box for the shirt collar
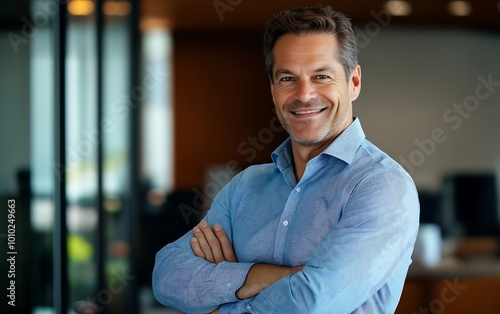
[272,117,366,170]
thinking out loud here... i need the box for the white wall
[355,27,500,190]
[0,29,30,195]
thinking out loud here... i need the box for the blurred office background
[0,0,499,313]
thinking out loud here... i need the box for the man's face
[271,33,361,147]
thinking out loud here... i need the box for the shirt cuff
[207,261,254,304]
[220,299,254,314]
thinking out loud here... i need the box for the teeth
[294,109,322,115]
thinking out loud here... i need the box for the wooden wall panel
[173,30,288,189]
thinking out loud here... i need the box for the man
[153,6,419,314]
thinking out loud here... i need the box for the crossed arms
[152,169,420,313]
[190,221,303,311]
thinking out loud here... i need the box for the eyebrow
[274,66,336,79]
[313,66,336,74]
[274,69,293,79]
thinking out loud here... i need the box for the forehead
[272,33,341,70]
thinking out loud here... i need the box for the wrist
[236,264,302,300]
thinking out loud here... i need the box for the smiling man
[153,6,419,314]
[271,32,360,181]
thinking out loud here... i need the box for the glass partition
[29,0,139,312]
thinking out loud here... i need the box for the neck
[291,139,333,182]
[291,117,354,181]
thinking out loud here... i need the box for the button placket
[272,185,302,263]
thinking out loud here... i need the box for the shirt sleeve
[224,168,420,314]
[152,174,255,314]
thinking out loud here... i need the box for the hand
[209,307,220,314]
[190,221,302,300]
[190,221,238,263]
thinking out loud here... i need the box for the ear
[349,65,361,101]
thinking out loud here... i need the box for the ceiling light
[448,1,472,17]
[384,1,412,16]
[140,17,172,31]
[103,1,132,16]
[68,0,95,16]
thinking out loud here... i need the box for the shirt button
[296,187,301,193]
[246,303,252,310]
[283,220,289,226]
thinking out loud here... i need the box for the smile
[291,108,326,115]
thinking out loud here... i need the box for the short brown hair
[263,6,358,82]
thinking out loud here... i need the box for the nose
[295,80,317,104]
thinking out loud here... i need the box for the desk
[396,258,500,314]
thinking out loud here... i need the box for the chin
[292,135,325,146]
[296,140,322,147]
[292,129,334,146]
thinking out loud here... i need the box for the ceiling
[140,0,500,31]
[2,1,499,30]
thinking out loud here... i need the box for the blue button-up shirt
[153,118,420,314]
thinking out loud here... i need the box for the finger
[193,226,215,263]
[190,237,205,259]
[213,224,238,262]
[198,221,225,263]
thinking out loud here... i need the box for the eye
[278,77,296,85]
[315,75,330,80]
